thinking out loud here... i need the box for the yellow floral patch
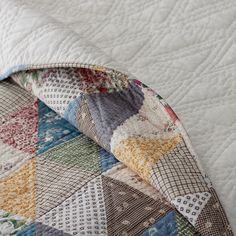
[0,158,36,219]
[113,135,181,181]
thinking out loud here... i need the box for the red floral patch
[165,105,178,123]
[0,100,38,154]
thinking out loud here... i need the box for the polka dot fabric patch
[171,192,211,225]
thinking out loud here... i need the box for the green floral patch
[0,210,29,235]
[13,69,44,92]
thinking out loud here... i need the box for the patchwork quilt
[0,0,234,235]
[0,66,232,236]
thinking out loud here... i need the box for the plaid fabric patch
[150,139,208,200]
[75,97,105,149]
[195,188,233,236]
[102,176,171,236]
[0,80,34,118]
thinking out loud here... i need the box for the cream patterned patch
[35,69,83,116]
[38,176,108,236]
[172,192,211,225]
[0,140,32,178]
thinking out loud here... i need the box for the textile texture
[0,66,232,235]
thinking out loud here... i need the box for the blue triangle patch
[37,101,80,154]
[140,211,177,236]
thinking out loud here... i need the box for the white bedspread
[2,0,236,232]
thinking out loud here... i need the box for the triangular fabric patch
[86,81,144,151]
[171,192,211,225]
[0,100,38,155]
[38,176,108,235]
[37,100,80,154]
[32,68,84,116]
[102,176,170,236]
[0,158,36,219]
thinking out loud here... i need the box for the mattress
[0,0,235,235]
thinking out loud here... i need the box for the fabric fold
[0,0,127,80]
[11,67,233,236]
